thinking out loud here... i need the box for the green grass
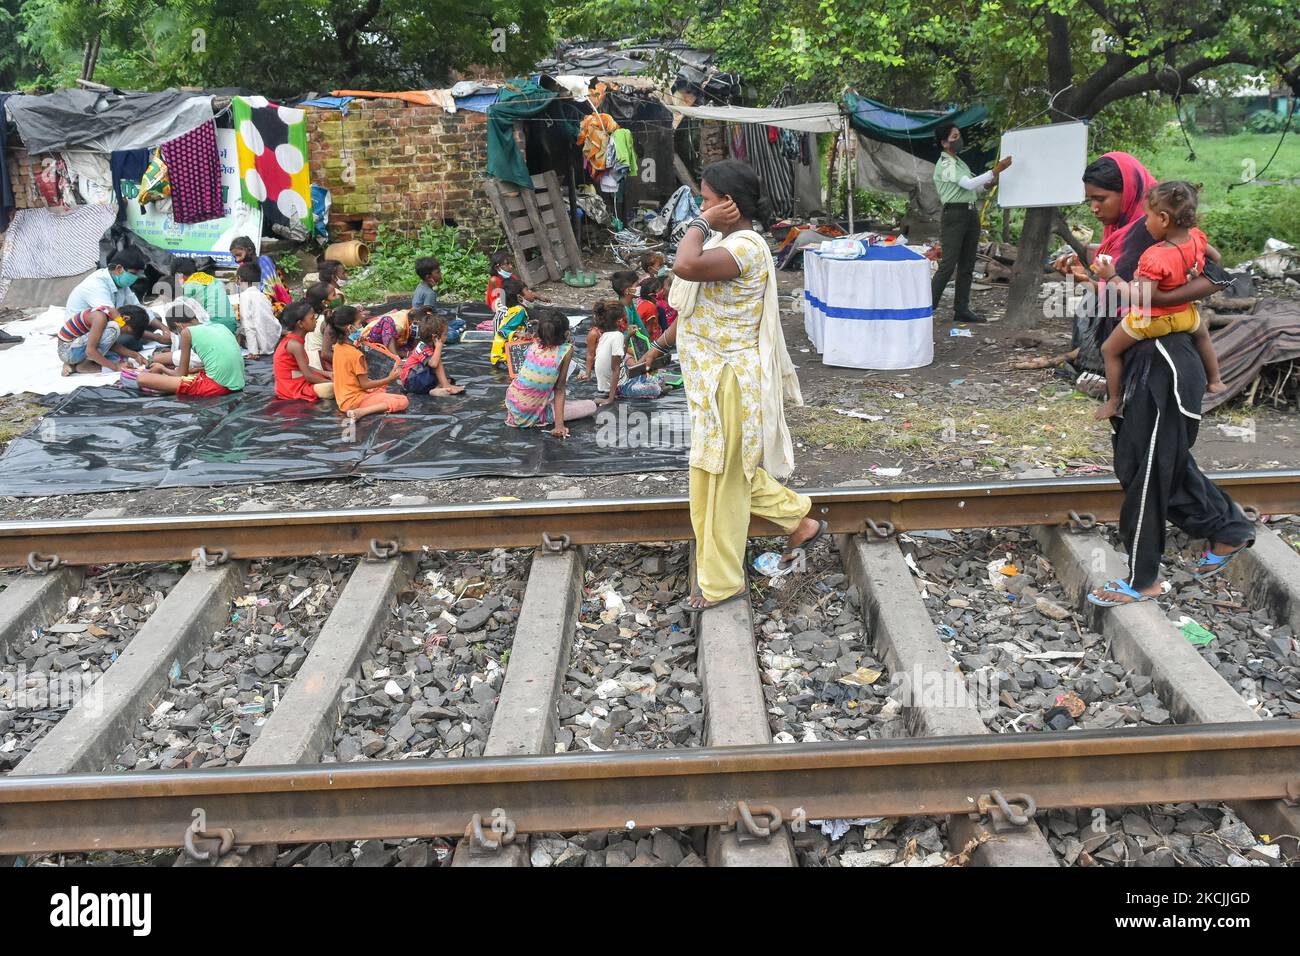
[344,225,490,304]
[1148,128,1300,208]
[788,389,1111,466]
[1147,127,1300,264]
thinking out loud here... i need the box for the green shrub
[344,224,491,303]
[276,252,303,279]
[1200,185,1300,265]
[1245,110,1288,134]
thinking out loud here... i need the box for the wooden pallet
[483,173,584,286]
[530,171,584,279]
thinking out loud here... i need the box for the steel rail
[1,471,1297,568]
[0,723,1296,854]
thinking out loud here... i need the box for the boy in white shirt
[236,262,282,358]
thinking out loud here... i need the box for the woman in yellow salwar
[645,160,825,611]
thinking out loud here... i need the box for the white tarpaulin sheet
[667,102,842,133]
[0,307,122,396]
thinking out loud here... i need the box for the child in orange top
[1094,181,1225,420]
[635,275,666,340]
[327,305,409,420]
[274,302,335,402]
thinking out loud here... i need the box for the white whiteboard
[997,121,1089,208]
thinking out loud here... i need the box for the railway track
[0,474,1297,868]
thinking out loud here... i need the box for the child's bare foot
[61,362,74,377]
[430,386,455,396]
[1093,397,1119,421]
[1208,379,1227,394]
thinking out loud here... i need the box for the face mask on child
[499,270,512,279]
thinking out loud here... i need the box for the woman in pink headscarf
[1055,152,1252,609]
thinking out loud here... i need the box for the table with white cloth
[802,244,934,369]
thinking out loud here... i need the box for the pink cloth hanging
[159,120,223,224]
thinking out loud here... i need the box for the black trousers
[1113,337,1255,588]
[931,204,980,315]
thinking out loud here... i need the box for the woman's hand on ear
[701,198,740,230]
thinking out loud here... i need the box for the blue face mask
[499,270,512,279]
[114,270,139,289]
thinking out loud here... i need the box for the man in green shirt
[931,123,1011,323]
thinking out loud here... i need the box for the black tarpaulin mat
[0,335,689,497]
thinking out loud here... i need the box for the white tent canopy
[665,102,843,133]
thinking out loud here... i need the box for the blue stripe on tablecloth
[804,291,932,321]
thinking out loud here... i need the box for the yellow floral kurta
[678,232,766,478]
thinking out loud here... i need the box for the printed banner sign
[125,128,262,267]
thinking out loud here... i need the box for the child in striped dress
[504,308,597,439]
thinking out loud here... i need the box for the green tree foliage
[13,0,553,96]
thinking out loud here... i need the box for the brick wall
[2,99,504,248]
[305,99,501,247]
[6,146,52,211]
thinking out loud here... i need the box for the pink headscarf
[1094,151,1157,261]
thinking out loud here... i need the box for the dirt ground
[0,252,1295,521]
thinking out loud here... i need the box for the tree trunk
[1003,206,1055,329]
[81,33,102,82]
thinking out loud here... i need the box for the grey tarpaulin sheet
[1203,297,1300,411]
[5,91,213,154]
[0,321,690,497]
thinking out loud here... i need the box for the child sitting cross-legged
[135,302,245,398]
[587,300,669,402]
[273,301,335,402]
[328,305,410,421]
[400,310,465,396]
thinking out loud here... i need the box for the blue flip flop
[1087,579,1170,607]
[1192,543,1249,581]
